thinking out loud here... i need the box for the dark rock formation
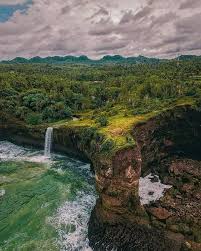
[89,105,201,250]
[131,105,201,250]
[1,105,201,250]
[133,105,201,175]
[88,207,185,251]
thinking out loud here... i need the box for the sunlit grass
[41,98,196,152]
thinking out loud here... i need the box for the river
[0,141,96,251]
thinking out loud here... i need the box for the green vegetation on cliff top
[0,60,201,153]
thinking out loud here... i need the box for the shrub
[126,135,134,144]
[22,92,49,112]
[100,139,114,152]
[25,113,42,125]
[0,88,18,97]
[96,115,108,127]
[195,99,201,111]
[80,127,97,145]
[42,103,72,122]
[0,100,16,113]
[107,109,118,116]
[15,106,29,120]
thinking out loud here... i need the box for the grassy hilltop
[1,60,201,153]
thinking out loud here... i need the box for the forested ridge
[1,54,201,65]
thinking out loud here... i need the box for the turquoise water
[0,141,96,251]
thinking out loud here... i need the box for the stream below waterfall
[0,141,96,251]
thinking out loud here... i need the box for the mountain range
[1,55,201,65]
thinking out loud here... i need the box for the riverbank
[1,103,201,250]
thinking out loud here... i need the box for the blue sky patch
[0,0,32,22]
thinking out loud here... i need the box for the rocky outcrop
[89,105,201,250]
[1,105,201,250]
[147,158,201,245]
[130,105,201,250]
[88,208,184,251]
[93,146,146,225]
[133,105,201,175]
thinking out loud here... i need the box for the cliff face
[133,105,201,175]
[53,127,145,225]
[130,105,201,250]
[88,105,201,250]
[93,146,145,225]
[1,105,201,250]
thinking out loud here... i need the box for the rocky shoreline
[1,104,201,250]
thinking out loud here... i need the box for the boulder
[148,207,172,220]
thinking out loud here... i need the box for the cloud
[87,5,109,20]
[119,7,152,25]
[94,37,128,51]
[0,0,201,59]
[179,0,201,9]
[0,0,27,5]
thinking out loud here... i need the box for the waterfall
[44,127,53,157]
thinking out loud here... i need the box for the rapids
[0,141,96,251]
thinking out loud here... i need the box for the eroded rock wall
[1,105,201,250]
[133,105,201,175]
[89,105,201,250]
[131,105,201,250]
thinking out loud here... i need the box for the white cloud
[0,0,201,59]
[0,0,27,5]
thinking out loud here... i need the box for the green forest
[1,60,201,126]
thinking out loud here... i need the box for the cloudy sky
[0,0,201,59]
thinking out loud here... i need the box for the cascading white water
[0,140,96,251]
[44,127,53,157]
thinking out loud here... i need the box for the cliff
[0,104,201,250]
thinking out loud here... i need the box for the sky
[0,0,201,59]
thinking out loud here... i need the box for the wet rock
[147,207,172,220]
[169,159,201,178]
[166,232,185,248]
[178,224,192,235]
[152,219,166,229]
[194,192,201,200]
[150,175,159,183]
[175,195,182,199]
[164,139,174,147]
[148,191,154,195]
[168,224,181,233]
[190,242,201,251]
[181,184,194,193]
[162,176,175,185]
[88,207,183,251]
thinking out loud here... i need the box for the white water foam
[0,141,51,164]
[139,174,172,205]
[49,191,96,251]
[0,189,5,197]
[0,140,96,251]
